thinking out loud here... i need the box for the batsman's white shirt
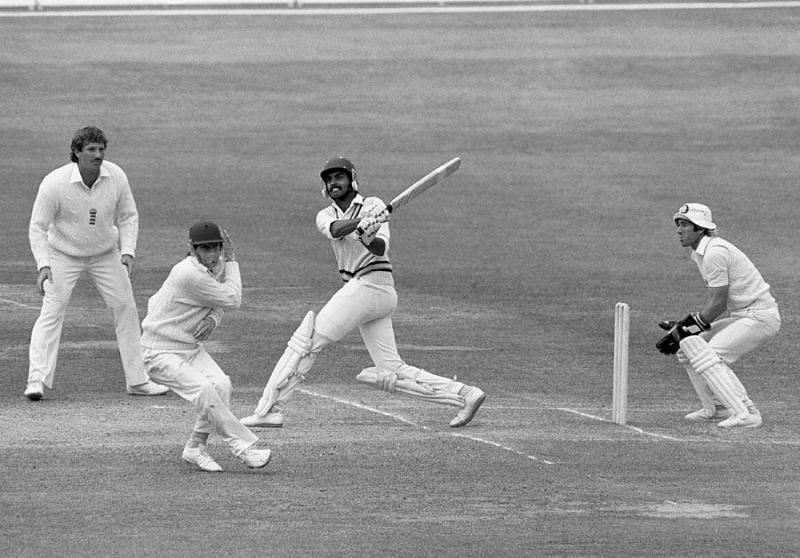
[29,161,138,269]
[691,236,775,311]
[316,193,392,281]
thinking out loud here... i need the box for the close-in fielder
[26,126,168,400]
[241,157,486,429]
[141,222,272,471]
[658,203,780,428]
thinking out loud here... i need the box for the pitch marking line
[0,297,40,310]
[2,1,800,17]
[300,388,554,465]
[558,407,687,441]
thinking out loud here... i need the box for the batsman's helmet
[189,221,224,246]
[673,203,716,230]
[320,156,358,193]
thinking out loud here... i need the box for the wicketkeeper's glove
[676,312,711,333]
[655,325,686,355]
[655,312,709,355]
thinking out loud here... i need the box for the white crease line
[557,407,800,445]
[300,388,553,465]
[300,388,430,429]
[558,407,686,442]
[449,432,554,465]
[0,297,40,310]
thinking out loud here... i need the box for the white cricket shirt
[316,193,392,282]
[691,235,775,311]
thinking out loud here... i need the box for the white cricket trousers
[679,304,781,411]
[313,271,464,395]
[702,305,781,364]
[28,248,148,388]
[143,347,257,455]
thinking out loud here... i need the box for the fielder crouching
[141,222,272,472]
[656,203,780,428]
[240,157,486,429]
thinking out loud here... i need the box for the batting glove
[361,198,388,219]
[358,218,381,246]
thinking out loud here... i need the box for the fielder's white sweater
[141,256,241,352]
[29,161,139,270]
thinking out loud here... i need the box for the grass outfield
[1,8,800,557]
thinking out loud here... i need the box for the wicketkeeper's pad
[355,367,465,408]
[679,335,748,416]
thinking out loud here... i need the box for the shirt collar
[187,254,224,278]
[693,235,713,257]
[332,193,365,217]
[70,162,110,188]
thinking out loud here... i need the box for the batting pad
[356,367,465,408]
[679,336,748,416]
[254,311,315,416]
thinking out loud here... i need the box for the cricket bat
[358,157,461,233]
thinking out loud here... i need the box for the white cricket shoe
[449,387,486,428]
[24,381,44,401]
[127,381,170,396]
[718,410,762,429]
[182,445,223,472]
[241,412,284,428]
[237,447,272,468]
[685,406,733,422]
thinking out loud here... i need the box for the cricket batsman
[241,157,486,429]
[655,203,780,428]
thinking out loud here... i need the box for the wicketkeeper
[655,203,780,428]
[241,157,486,429]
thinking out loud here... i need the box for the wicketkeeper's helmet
[320,156,358,193]
[189,221,224,246]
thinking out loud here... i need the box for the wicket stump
[613,302,630,425]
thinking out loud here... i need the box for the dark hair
[70,127,108,163]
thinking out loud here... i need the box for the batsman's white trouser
[254,271,464,416]
[28,248,148,389]
[317,272,464,393]
[144,347,257,456]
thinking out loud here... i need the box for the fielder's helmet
[189,221,224,246]
[320,156,358,192]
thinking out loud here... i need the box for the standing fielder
[656,203,780,428]
[141,222,272,471]
[25,126,168,400]
[241,157,486,429]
